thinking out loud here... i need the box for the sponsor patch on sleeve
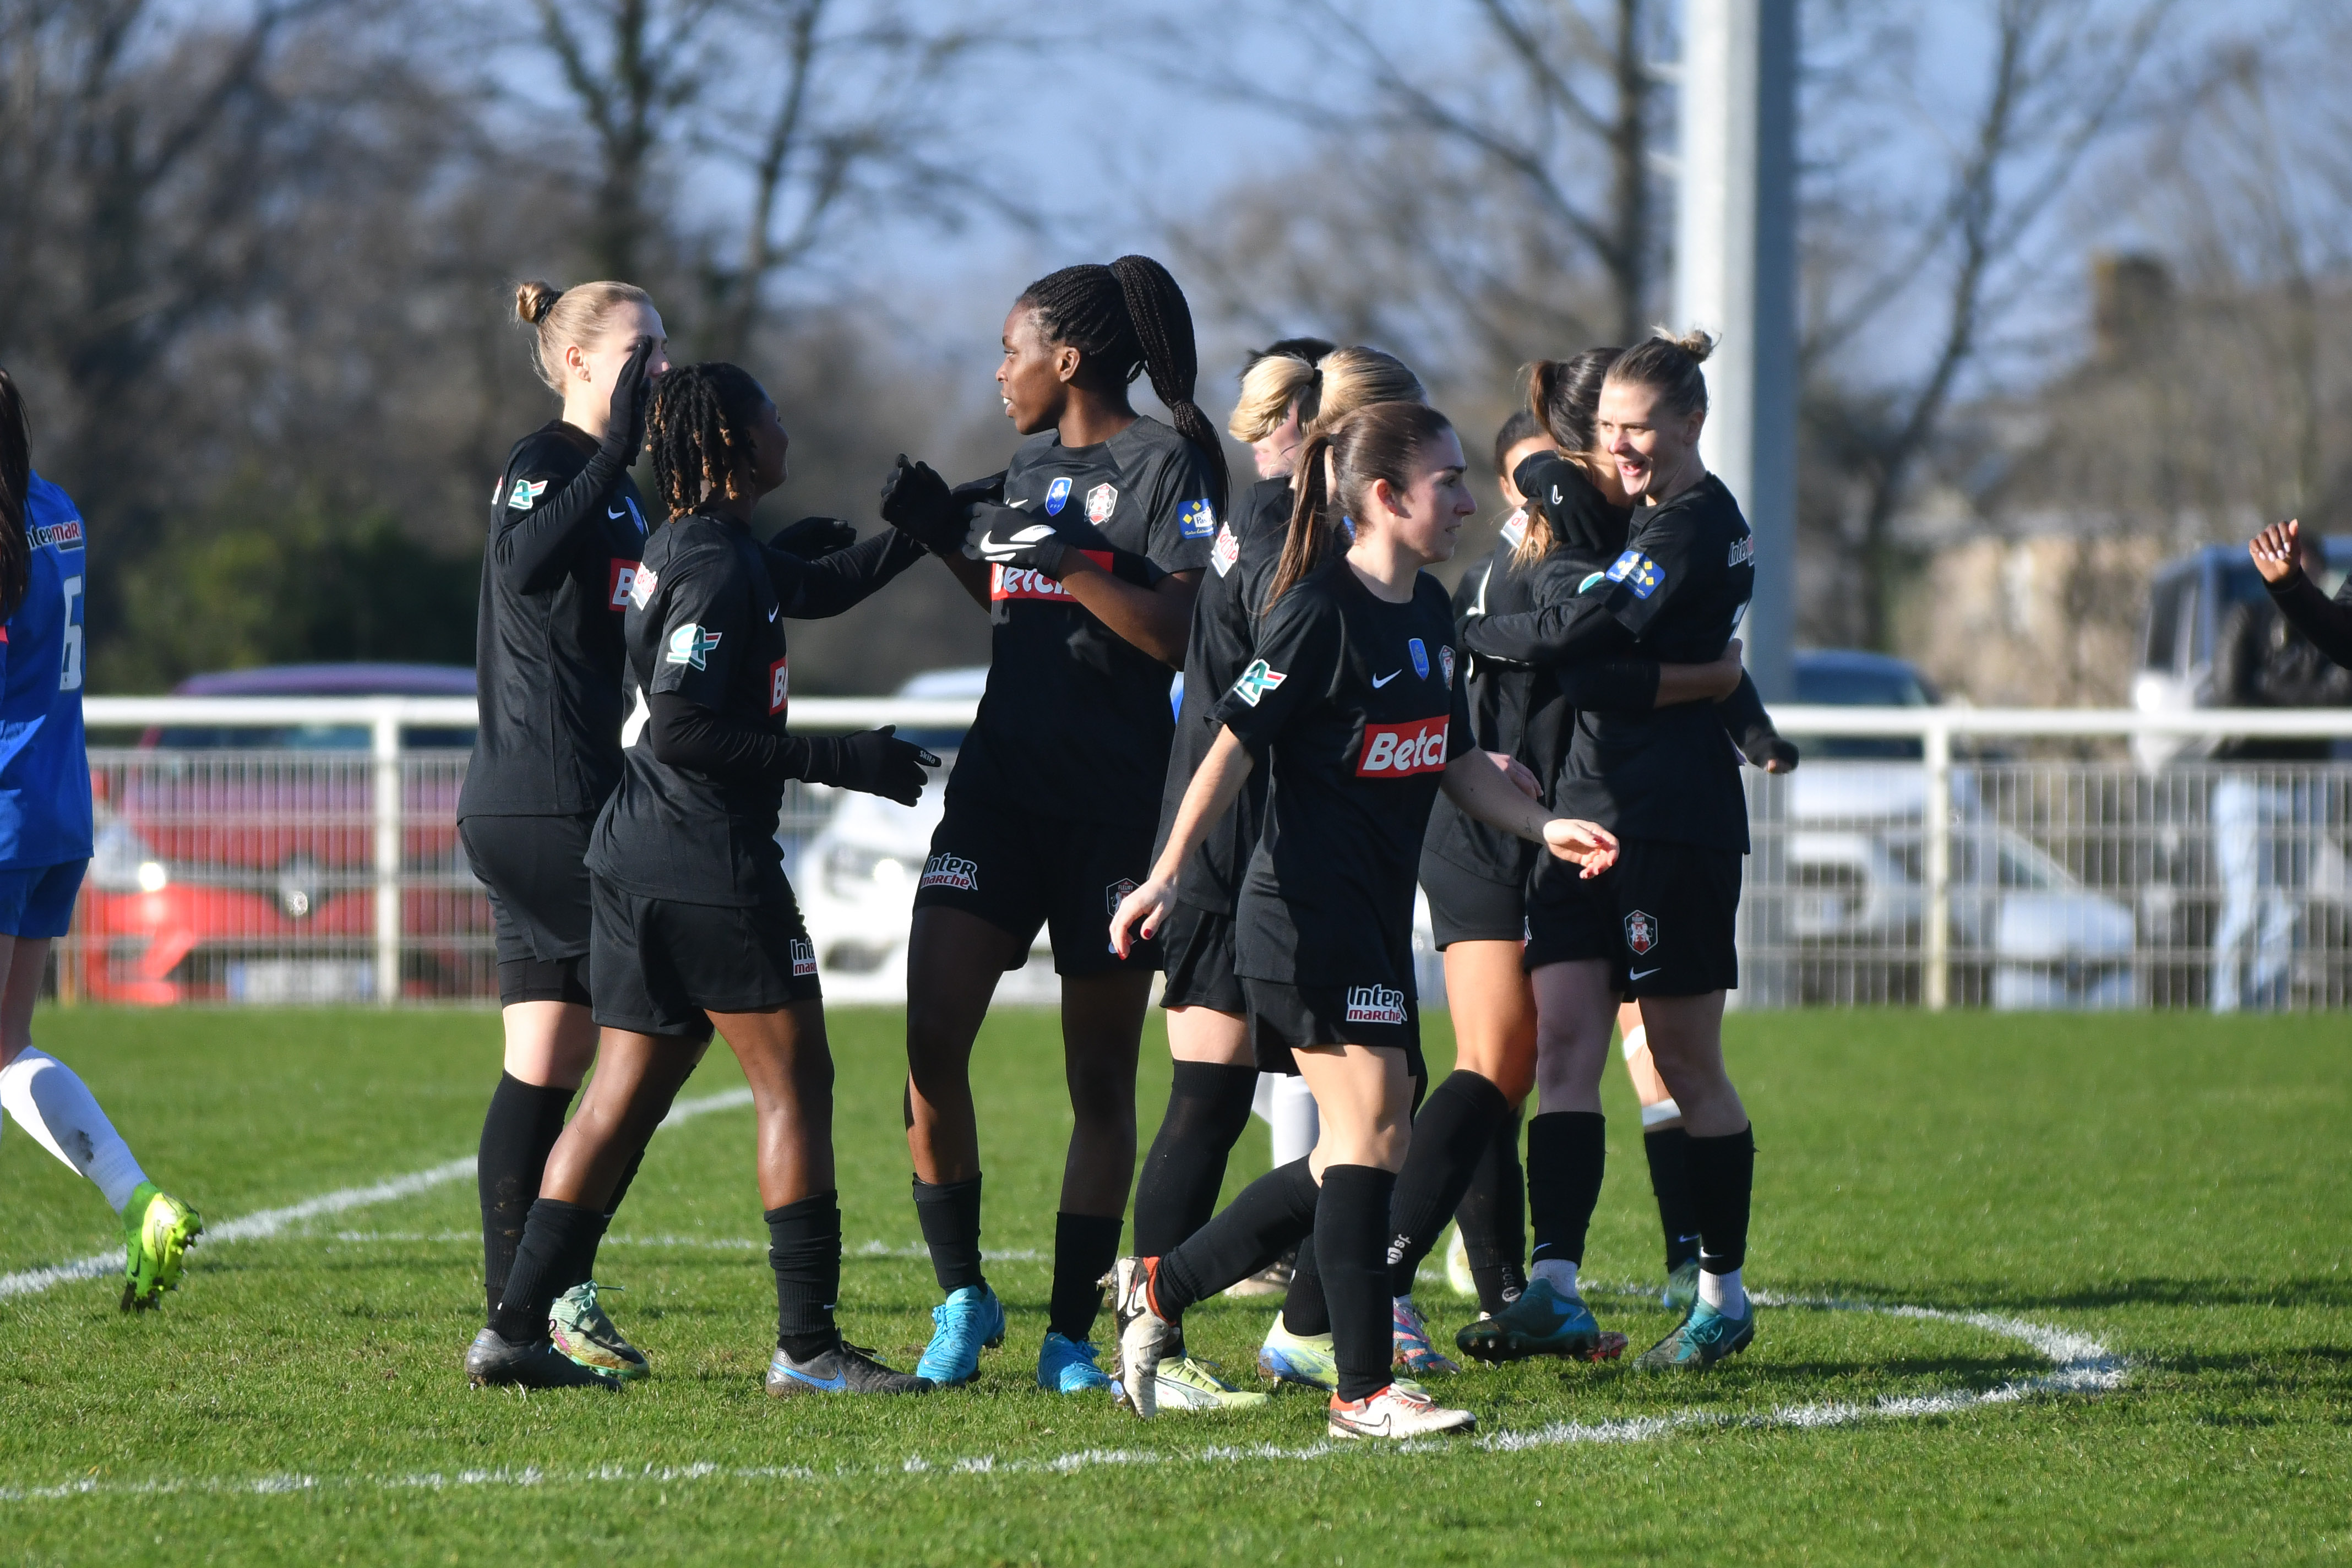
[1728,533,1755,567]
[1210,523,1239,576]
[508,477,550,511]
[1178,498,1216,538]
[1498,508,1528,550]
[1229,658,1287,706]
[629,563,659,610]
[1605,549,1664,600]
[665,624,720,669]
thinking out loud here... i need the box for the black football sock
[1385,1070,1509,1296]
[477,1074,575,1318]
[1685,1123,1756,1278]
[1157,1158,1319,1321]
[1643,1125,1703,1272]
[767,1191,843,1361]
[1457,1108,1526,1314]
[491,1197,606,1343]
[911,1174,986,1294]
[1049,1212,1124,1342]
[1282,1230,1332,1336]
[1526,1112,1606,1272]
[1316,1164,1398,1403]
[1131,1061,1260,1256]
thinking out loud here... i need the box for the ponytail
[513,277,655,393]
[1263,401,1455,613]
[1017,254,1231,512]
[0,370,35,622]
[1265,430,1342,614]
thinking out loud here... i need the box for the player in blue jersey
[0,368,202,1310]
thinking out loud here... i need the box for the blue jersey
[0,473,92,868]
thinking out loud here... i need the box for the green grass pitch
[0,1004,2344,1564]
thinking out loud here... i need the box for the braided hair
[0,370,35,620]
[1016,254,1230,511]
[645,362,771,517]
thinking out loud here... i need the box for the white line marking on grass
[0,1088,756,1303]
[0,1292,2128,1504]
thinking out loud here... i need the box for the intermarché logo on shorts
[920,853,978,892]
[1343,984,1408,1025]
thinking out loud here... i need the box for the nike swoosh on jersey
[1629,966,1662,981]
[1371,671,1401,687]
[767,606,779,622]
[608,504,629,519]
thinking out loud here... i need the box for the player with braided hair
[471,362,938,1393]
[872,255,1227,1397]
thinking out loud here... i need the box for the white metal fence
[59,696,2352,1010]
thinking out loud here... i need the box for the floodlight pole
[1674,0,1797,701]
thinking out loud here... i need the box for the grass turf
[0,1005,2344,1564]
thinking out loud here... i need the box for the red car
[74,664,484,1004]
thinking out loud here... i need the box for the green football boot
[1632,1299,1756,1371]
[1454,1277,1598,1363]
[1153,1354,1271,1411]
[549,1281,651,1381]
[120,1182,202,1312]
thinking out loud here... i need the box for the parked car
[81,663,480,1005]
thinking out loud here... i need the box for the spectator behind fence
[2213,524,2352,1011]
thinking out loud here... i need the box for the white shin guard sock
[1529,1257,1581,1300]
[0,1048,149,1212]
[1698,1265,1746,1316]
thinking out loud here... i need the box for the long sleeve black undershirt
[648,691,841,788]
[2266,568,2352,670]
[497,442,629,595]
[761,526,928,617]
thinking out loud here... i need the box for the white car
[793,668,1060,1005]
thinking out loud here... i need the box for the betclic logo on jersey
[608,560,637,611]
[1355,716,1449,777]
[791,938,817,978]
[768,657,790,716]
[1343,984,1408,1025]
[919,853,978,892]
[989,549,1113,602]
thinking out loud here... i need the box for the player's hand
[605,335,657,467]
[769,516,857,558]
[1542,816,1618,877]
[879,455,962,552]
[1483,750,1541,800]
[2250,519,2303,585]
[969,503,1069,576]
[1109,875,1175,959]
[1736,721,1799,774]
[826,725,939,807]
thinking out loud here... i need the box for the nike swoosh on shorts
[1629,966,1662,981]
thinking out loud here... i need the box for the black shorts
[1522,838,1740,997]
[911,794,1160,976]
[1240,977,1426,1087]
[1158,900,1245,1013]
[590,871,823,1042]
[462,814,597,1006]
[1418,848,1526,949]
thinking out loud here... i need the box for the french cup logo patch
[791,938,817,978]
[1045,477,1072,516]
[1624,910,1658,955]
[1229,658,1286,706]
[920,853,978,892]
[769,657,790,715]
[1210,523,1239,577]
[1357,717,1449,777]
[1344,984,1408,1025]
[1085,483,1118,524]
[665,624,720,669]
[1178,498,1216,538]
[507,477,549,511]
[608,560,637,611]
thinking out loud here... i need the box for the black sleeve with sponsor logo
[1460,550,1636,668]
[645,531,750,710]
[1208,576,1345,748]
[760,526,928,620]
[1140,432,1222,577]
[493,425,630,594]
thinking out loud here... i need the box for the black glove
[879,455,962,553]
[969,502,1068,576]
[1735,721,1800,772]
[950,470,1006,516]
[810,724,938,805]
[601,335,657,469]
[769,516,858,559]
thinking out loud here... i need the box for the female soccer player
[1106,401,1618,1438]
[0,368,200,1310]
[458,280,671,1379]
[1461,330,1766,1372]
[469,363,937,1392]
[874,256,1227,1396]
[1130,344,1425,1408]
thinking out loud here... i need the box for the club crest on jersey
[608,560,637,611]
[1210,523,1239,576]
[1357,717,1449,777]
[1044,477,1072,516]
[507,477,550,511]
[1230,658,1286,706]
[665,624,721,669]
[1343,984,1408,1025]
[769,657,790,715]
[1178,498,1216,539]
[1104,878,1137,917]
[791,938,817,978]
[1606,549,1664,599]
[1499,508,1528,551]
[629,564,659,611]
[1409,638,1429,679]
[920,853,978,892]
[1728,533,1755,568]
[1085,483,1118,524]
[1624,910,1659,955]
[1440,646,1455,684]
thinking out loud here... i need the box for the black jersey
[1157,476,1291,912]
[586,512,922,905]
[459,421,650,818]
[1215,560,1474,996]
[948,415,1219,826]
[1463,472,1755,852]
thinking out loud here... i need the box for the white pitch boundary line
[0,1088,756,1302]
[0,1293,2127,1503]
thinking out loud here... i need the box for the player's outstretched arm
[1440,749,1616,878]
[2251,518,2352,671]
[1111,725,1254,957]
